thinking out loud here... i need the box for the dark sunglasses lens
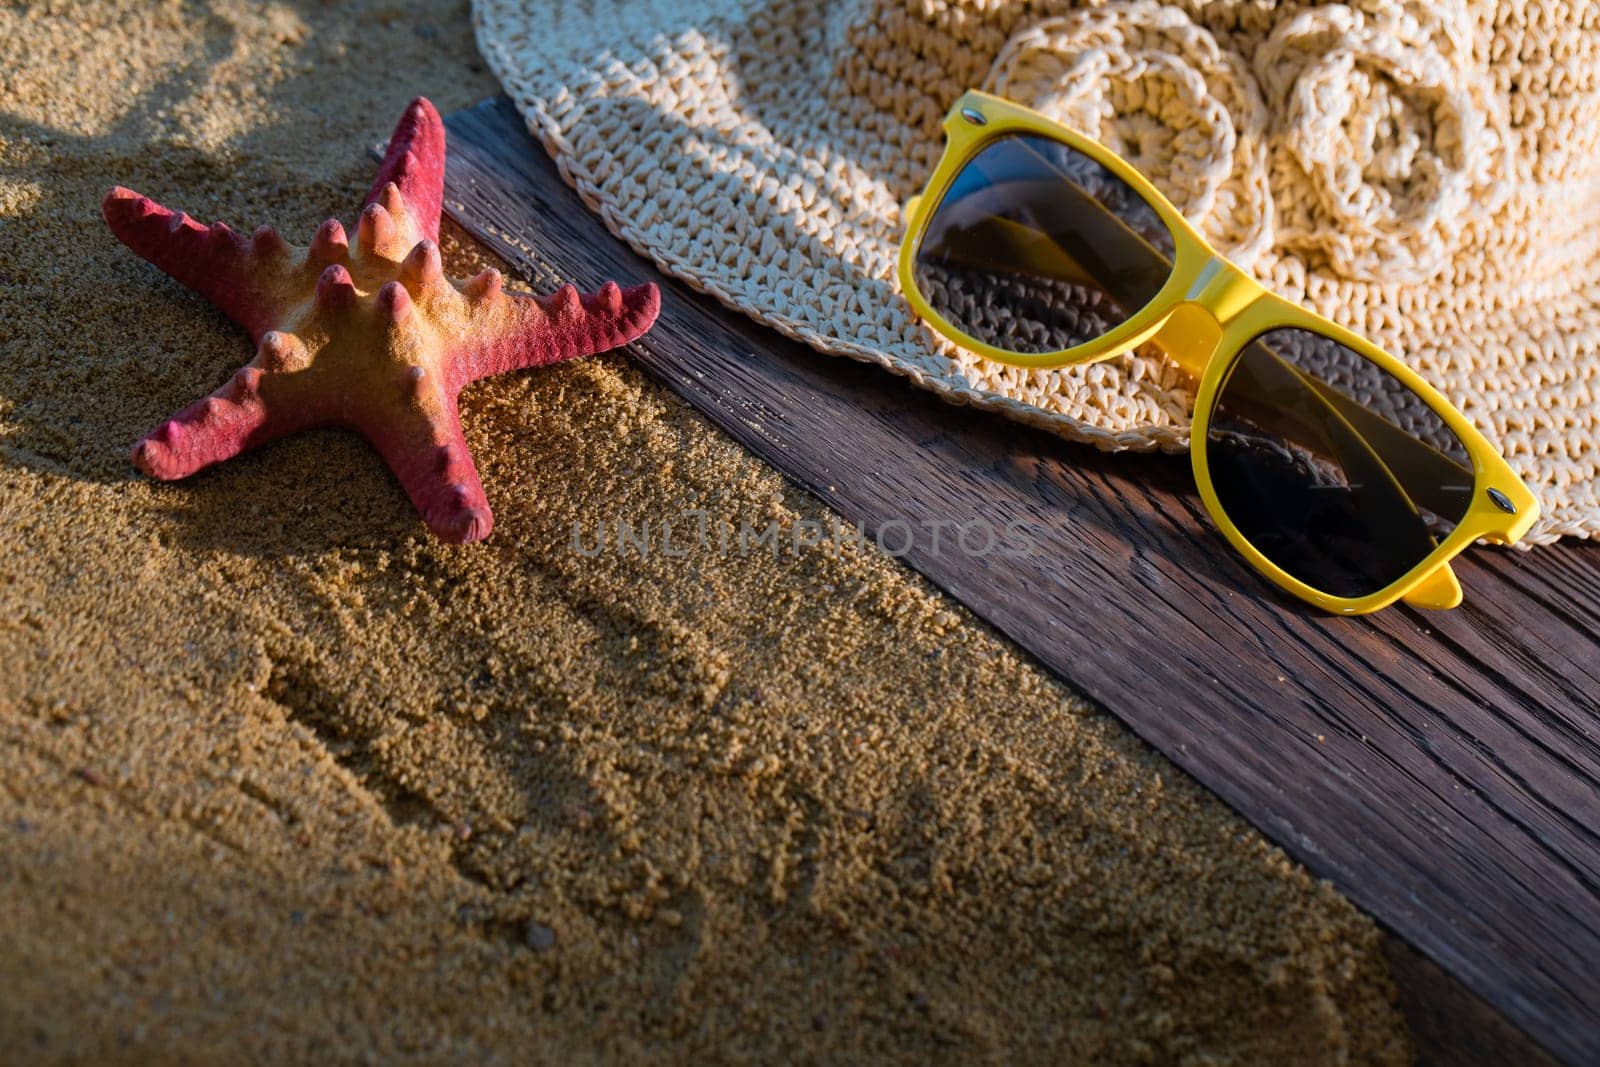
[913,134,1177,356]
[1205,327,1476,598]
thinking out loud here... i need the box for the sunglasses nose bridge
[1152,303,1222,377]
[1152,257,1269,376]
[1183,256,1265,326]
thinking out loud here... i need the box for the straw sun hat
[474,0,1600,543]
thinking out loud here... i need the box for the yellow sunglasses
[899,90,1538,615]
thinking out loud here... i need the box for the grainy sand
[0,1,1411,1061]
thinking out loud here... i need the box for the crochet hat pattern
[475,0,1600,543]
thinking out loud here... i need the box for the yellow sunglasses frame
[898,90,1539,615]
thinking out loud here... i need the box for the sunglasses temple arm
[926,139,1178,310]
[1227,344,1465,608]
[1015,140,1178,308]
[1225,348,1432,521]
[1304,376,1475,502]
[927,214,1104,291]
[1304,380,1469,606]
[1233,334,1474,521]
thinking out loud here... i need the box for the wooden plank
[1382,936,1563,1067]
[438,96,1600,1064]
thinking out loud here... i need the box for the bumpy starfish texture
[104,97,660,543]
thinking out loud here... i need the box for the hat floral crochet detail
[1254,1,1513,283]
[475,0,1600,543]
[988,2,1276,270]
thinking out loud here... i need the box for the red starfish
[104,97,660,543]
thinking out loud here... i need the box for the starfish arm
[102,187,291,341]
[456,277,661,384]
[130,367,308,480]
[365,97,445,243]
[362,396,494,544]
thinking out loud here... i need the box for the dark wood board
[438,96,1600,1065]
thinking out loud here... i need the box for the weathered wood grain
[438,96,1600,1064]
[1383,936,1563,1067]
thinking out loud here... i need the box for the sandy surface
[0,1,1411,1062]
